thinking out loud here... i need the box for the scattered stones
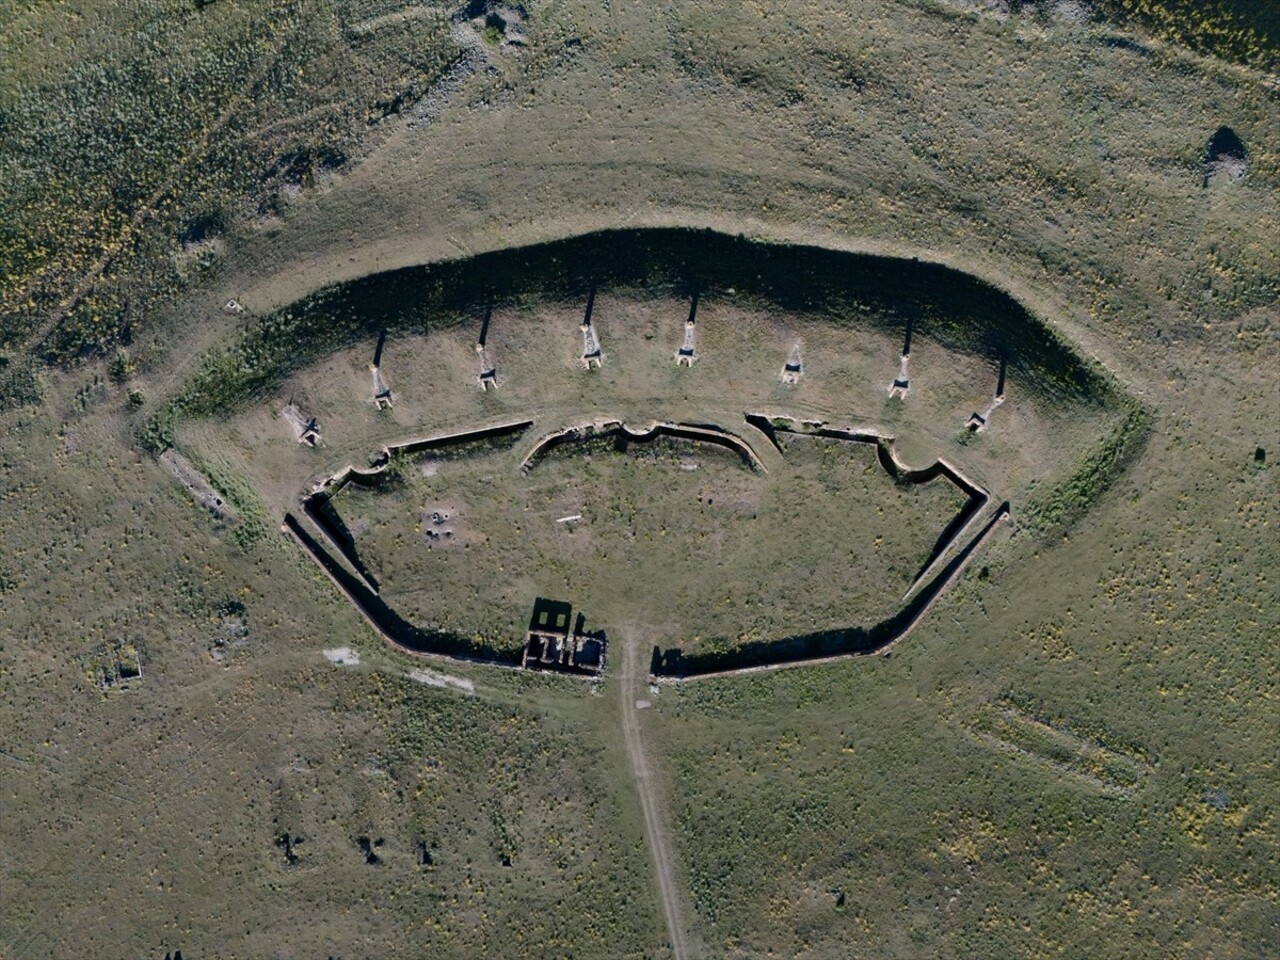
[323,646,360,665]
[1203,786,1232,811]
[422,503,464,546]
[1204,126,1248,186]
[407,668,475,694]
[159,448,237,522]
[84,640,143,690]
[210,601,249,663]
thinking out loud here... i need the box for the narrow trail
[16,15,303,352]
[619,627,692,960]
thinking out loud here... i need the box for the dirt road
[619,628,691,960]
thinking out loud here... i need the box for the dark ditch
[296,413,994,677]
[388,418,533,459]
[162,227,1119,435]
[650,502,1011,679]
[283,513,522,666]
[304,492,380,592]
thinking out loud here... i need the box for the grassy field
[329,427,969,656]
[1,0,1278,957]
[160,272,1120,673]
[0,0,462,358]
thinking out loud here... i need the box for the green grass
[0,353,41,411]
[0,0,460,359]
[2,0,1279,955]
[1094,0,1280,71]
[1021,403,1153,539]
[330,429,968,656]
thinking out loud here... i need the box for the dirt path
[619,627,692,960]
[17,15,304,353]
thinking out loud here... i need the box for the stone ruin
[888,319,913,399]
[581,321,603,368]
[888,354,911,399]
[580,287,603,368]
[675,320,697,366]
[966,356,1007,433]
[780,342,803,384]
[521,597,606,675]
[370,364,393,409]
[476,343,498,389]
[1204,126,1248,186]
[675,291,698,366]
[283,403,321,446]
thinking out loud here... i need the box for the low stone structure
[580,287,603,368]
[675,292,698,366]
[370,364,393,409]
[283,403,321,445]
[521,598,606,675]
[675,319,696,366]
[966,357,1007,432]
[967,395,1004,432]
[581,321,603,368]
[476,343,498,389]
[888,320,913,398]
[888,354,910,399]
[780,342,803,384]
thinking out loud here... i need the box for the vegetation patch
[1093,0,1280,72]
[1021,404,1152,539]
[967,698,1153,794]
[0,354,41,411]
[1,0,463,359]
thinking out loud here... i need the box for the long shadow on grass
[156,227,1119,444]
[283,513,521,666]
[303,492,380,592]
[652,502,1009,679]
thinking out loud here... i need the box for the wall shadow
[284,513,522,667]
[169,227,1120,426]
[652,503,1010,679]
